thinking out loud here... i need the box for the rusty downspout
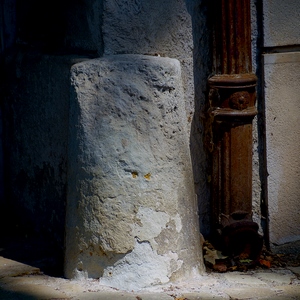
[207,0,262,263]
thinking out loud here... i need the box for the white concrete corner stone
[65,54,204,290]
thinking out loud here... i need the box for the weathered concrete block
[65,54,204,290]
[264,52,300,247]
[263,0,300,47]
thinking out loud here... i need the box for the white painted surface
[263,0,300,47]
[264,52,300,246]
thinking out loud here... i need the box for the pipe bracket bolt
[229,91,250,110]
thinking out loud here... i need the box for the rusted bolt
[229,91,250,110]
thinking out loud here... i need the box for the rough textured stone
[65,54,204,289]
[263,0,300,47]
[263,52,300,247]
[103,0,196,126]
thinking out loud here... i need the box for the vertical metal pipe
[208,0,262,261]
[215,0,252,74]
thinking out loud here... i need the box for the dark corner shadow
[0,285,43,300]
[186,0,213,239]
[0,223,64,277]
[0,225,65,299]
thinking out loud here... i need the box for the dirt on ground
[203,240,300,274]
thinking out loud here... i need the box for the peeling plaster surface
[100,241,183,291]
[134,207,170,243]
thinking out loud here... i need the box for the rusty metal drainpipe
[207,0,263,263]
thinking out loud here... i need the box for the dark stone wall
[0,0,104,274]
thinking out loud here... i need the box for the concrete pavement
[0,256,300,299]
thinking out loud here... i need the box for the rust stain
[144,173,151,180]
[131,171,138,178]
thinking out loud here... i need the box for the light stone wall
[263,0,300,47]
[263,52,300,246]
[102,0,196,127]
[262,0,300,248]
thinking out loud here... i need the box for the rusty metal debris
[207,0,262,263]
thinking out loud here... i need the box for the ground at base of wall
[1,234,299,277]
[271,240,300,256]
[0,233,64,277]
[0,237,300,299]
[203,240,300,273]
[0,256,300,300]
